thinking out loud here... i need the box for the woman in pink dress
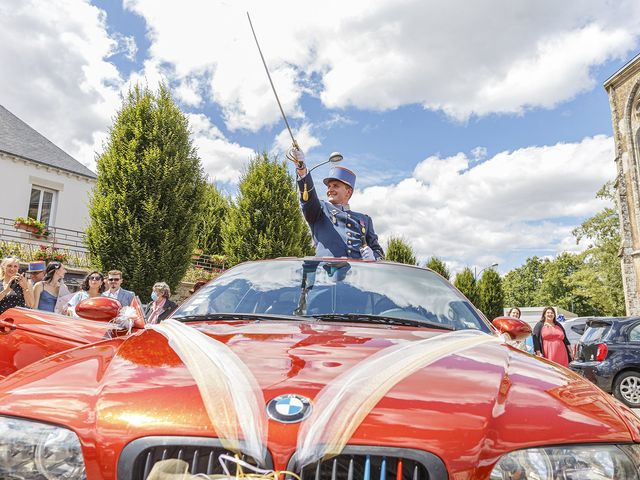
[532,307,572,367]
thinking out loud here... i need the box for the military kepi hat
[27,261,46,272]
[323,166,356,189]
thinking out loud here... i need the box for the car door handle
[0,318,16,335]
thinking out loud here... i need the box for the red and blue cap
[27,261,46,272]
[323,166,356,189]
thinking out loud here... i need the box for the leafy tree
[386,236,417,265]
[425,256,450,280]
[534,252,593,314]
[571,182,625,316]
[454,267,480,307]
[222,152,313,266]
[478,268,504,320]
[503,256,547,308]
[86,84,205,298]
[195,182,229,255]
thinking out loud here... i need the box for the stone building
[604,54,640,315]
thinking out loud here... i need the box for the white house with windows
[0,104,96,233]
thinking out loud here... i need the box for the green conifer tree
[85,84,205,298]
[478,268,504,320]
[196,182,229,255]
[222,152,313,266]
[425,256,450,280]
[454,267,480,307]
[385,236,417,265]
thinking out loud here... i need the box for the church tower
[604,54,640,315]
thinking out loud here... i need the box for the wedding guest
[0,256,34,313]
[102,270,135,306]
[144,282,177,324]
[27,261,46,286]
[507,307,521,319]
[65,271,105,316]
[532,307,572,367]
[33,262,66,312]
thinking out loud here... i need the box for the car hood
[1,319,639,476]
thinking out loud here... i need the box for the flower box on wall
[14,221,39,234]
[14,217,50,239]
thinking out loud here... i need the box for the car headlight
[490,444,640,479]
[0,415,86,479]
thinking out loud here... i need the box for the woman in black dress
[0,256,35,314]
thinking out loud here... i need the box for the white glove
[360,245,376,261]
[286,147,306,169]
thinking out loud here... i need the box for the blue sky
[2,0,639,274]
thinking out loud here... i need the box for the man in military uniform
[288,148,384,260]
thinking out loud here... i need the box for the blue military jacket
[297,174,384,259]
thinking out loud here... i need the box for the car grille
[118,440,445,480]
[117,436,273,480]
[288,446,447,480]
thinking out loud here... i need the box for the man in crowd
[102,270,135,306]
[27,261,46,287]
[288,147,384,260]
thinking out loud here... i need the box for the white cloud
[175,75,207,107]
[123,0,307,132]
[272,122,321,156]
[471,147,487,163]
[0,0,124,170]
[120,0,640,129]
[350,135,616,271]
[187,113,255,183]
[110,32,138,62]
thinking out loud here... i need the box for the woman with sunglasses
[64,271,106,317]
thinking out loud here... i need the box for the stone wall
[605,55,640,315]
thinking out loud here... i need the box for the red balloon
[492,316,532,341]
[75,297,122,322]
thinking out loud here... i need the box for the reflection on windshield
[173,260,490,332]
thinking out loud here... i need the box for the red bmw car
[1,258,640,479]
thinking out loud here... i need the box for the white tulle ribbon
[151,319,267,466]
[295,329,497,467]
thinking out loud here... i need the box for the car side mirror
[75,297,122,322]
[492,316,532,341]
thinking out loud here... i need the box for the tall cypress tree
[454,267,480,307]
[222,152,313,266]
[478,269,504,320]
[86,84,205,298]
[425,256,450,280]
[386,236,417,265]
[196,182,229,255]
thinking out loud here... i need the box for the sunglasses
[107,278,121,282]
[89,275,103,281]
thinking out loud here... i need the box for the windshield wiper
[171,313,307,322]
[302,313,454,330]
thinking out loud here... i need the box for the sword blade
[247,12,299,150]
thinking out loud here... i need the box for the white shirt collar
[105,288,120,298]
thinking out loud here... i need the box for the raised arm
[288,147,322,224]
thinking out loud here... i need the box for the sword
[247,12,300,157]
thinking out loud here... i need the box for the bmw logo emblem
[266,394,312,423]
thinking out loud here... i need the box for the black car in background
[570,316,640,408]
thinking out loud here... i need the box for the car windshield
[173,259,491,332]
